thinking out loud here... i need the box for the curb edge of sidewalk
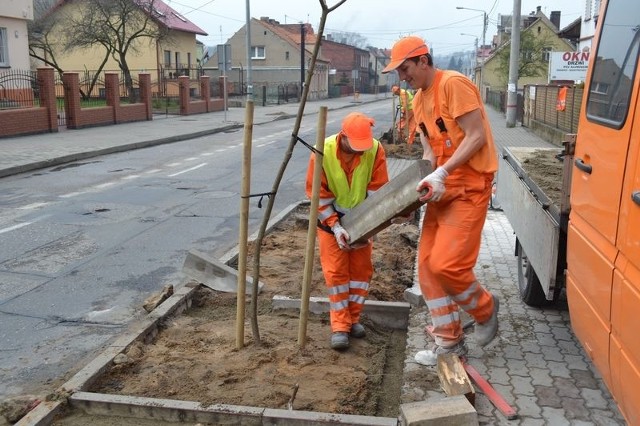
[0,98,382,179]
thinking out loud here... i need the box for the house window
[187,52,191,69]
[0,28,8,67]
[164,50,171,66]
[251,46,266,59]
[285,51,290,60]
[591,82,609,95]
[175,52,181,68]
[542,47,552,62]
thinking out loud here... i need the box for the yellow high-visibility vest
[321,135,379,211]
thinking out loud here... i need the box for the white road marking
[0,222,33,234]
[144,169,162,174]
[168,163,207,177]
[0,215,49,234]
[95,182,116,189]
[257,141,278,148]
[17,202,49,210]
[167,162,182,167]
[122,175,140,180]
[60,191,83,198]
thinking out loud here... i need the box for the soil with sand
[80,145,434,421]
[518,148,565,207]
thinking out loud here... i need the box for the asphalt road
[0,101,394,401]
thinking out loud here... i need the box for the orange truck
[496,0,640,422]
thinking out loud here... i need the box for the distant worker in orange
[305,112,389,350]
[392,84,417,144]
[383,35,499,363]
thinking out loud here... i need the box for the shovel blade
[182,249,263,293]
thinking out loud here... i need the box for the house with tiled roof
[481,7,574,95]
[319,36,371,97]
[0,0,34,71]
[35,0,207,85]
[205,16,330,101]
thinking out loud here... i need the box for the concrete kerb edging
[14,284,199,426]
[15,198,400,425]
[15,196,476,425]
[0,97,379,180]
[0,123,243,179]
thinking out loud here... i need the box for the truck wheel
[516,242,549,307]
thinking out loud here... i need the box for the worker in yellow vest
[305,112,389,350]
[392,85,418,144]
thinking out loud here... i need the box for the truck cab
[566,0,640,422]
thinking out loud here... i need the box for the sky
[165,0,583,56]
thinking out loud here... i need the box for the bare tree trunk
[248,0,347,345]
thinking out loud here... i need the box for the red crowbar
[463,362,518,420]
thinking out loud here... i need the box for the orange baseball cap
[382,36,430,73]
[341,112,375,151]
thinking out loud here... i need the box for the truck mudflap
[495,139,574,303]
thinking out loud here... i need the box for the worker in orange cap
[305,112,389,350]
[392,85,417,144]
[382,36,499,364]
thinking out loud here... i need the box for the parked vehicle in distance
[497,0,640,422]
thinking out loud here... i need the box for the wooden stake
[236,100,254,350]
[297,106,327,347]
[436,353,475,405]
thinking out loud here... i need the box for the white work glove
[417,166,449,202]
[331,223,350,250]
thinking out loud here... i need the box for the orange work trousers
[417,171,495,347]
[317,229,373,333]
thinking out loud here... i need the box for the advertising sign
[549,51,590,82]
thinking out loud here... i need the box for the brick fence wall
[0,68,225,139]
[179,75,225,115]
[0,68,57,137]
[63,72,153,129]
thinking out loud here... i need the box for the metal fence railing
[0,69,39,109]
[486,89,524,123]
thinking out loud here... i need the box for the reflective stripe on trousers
[318,230,373,333]
[418,173,495,346]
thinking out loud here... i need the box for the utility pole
[456,7,488,99]
[300,23,305,98]
[245,0,253,101]
[461,33,479,82]
[480,11,486,99]
[506,0,522,127]
[474,37,479,82]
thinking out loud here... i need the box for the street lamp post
[456,6,487,100]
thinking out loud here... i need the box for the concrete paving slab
[182,248,264,293]
[400,396,478,426]
[341,160,431,244]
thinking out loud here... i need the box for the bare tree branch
[65,0,173,102]
[247,0,347,345]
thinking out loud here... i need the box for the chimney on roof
[260,16,280,25]
[550,11,561,29]
[536,6,541,13]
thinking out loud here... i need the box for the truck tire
[516,241,549,307]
